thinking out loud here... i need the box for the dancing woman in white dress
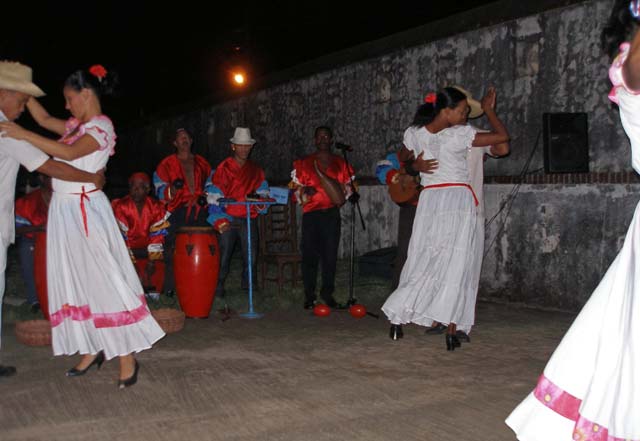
[381,87,509,350]
[0,66,165,388]
[505,1,640,439]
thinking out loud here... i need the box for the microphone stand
[338,145,366,307]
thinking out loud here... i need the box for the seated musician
[15,174,51,312]
[153,128,212,296]
[112,172,170,294]
[205,127,269,298]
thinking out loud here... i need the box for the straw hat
[451,85,482,119]
[0,61,45,97]
[230,127,256,145]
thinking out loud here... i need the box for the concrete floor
[0,302,575,441]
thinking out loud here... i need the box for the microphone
[335,142,353,152]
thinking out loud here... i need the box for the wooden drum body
[173,227,220,318]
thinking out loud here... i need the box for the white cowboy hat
[451,85,483,119]
[0,61,45,97]
[230,127,256,145]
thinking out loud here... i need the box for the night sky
[3,1,498,126]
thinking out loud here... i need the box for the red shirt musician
[112,172,170,294]
[15,175,50,240]
[153,128,211,220]
[205,127,269,296]
[153,128,211,295]
[290,126,355,310]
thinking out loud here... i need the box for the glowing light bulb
[233,73,245,85]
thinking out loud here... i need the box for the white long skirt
[47,190,165,360]
[506,201,640,441]
[382,186,480,333]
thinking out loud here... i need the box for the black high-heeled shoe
[456,330,470,343]
[445,334,461,351]
[118,360,140,389]
[425,323,447,335]
[66,351,105,377]
[389,324,403,340]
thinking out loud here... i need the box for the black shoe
[389,324,403,340]
[118,360,140,389]
[323,297,346,310]
[30,303,41,314]
[303,300,317,310]
[0,365,16,377]
[456,330,470,343]
[425,323,447,335]
[66,351,105,377]
[445,334,461,351]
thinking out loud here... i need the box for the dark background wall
[117,0,638,311]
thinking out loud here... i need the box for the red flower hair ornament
[424,93,437,104]
[89,64,107,82]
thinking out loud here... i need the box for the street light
[233,72,245,85]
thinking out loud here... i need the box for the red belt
[71,186,100,237]
[422,183,478,206]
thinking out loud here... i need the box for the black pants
[392,204,417,290]
[17,237,38,305]
[216,216,258,296]
[162,205,210,293]
[302,207,341,303]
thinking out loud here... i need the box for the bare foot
[74,353,100,371]
[119,354,136,381]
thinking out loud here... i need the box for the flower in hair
[89,64,107,81]
[424,93,437,104]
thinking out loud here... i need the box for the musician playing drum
[290,126,355,310]
[112,172,170,294]
[153,128,212,296]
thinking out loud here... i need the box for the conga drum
[33,228,49,320]
[134,258,165,294]
[173,226,220,318]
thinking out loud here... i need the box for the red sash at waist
[422,183,478,206]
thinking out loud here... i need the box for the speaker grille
[543,113,589,174]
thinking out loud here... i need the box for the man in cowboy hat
[0,61,104,377]
[206,127,269,297]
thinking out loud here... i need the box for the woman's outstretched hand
[481,87,497,112]
[0,121,31,140]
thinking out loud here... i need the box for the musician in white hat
[0,61,104,377]
[205,127,269,297]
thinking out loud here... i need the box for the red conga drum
[33,228,49,320]
[173,226,220,318]
[134,258,165,294]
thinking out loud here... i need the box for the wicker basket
[151,308,185,334]
[15,320,52,346]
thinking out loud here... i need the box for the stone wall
[118,0,639,311]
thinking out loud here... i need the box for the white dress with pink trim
[48,116,165,360]
[506,43,640,441]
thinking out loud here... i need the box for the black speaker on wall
[543,112,589,173]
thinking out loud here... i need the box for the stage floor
[0,302,574,441]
